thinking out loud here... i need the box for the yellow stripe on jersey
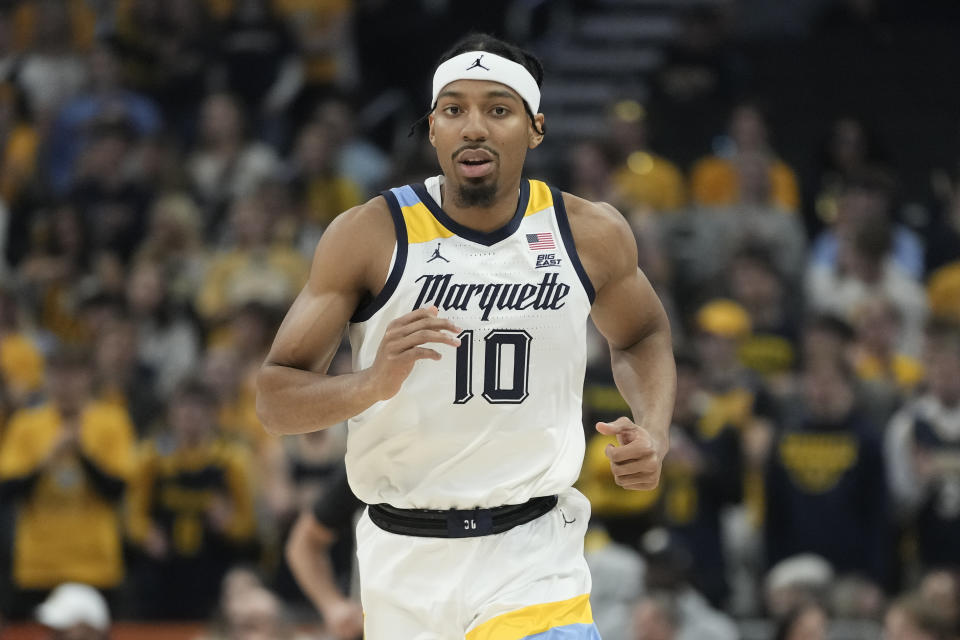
[466,593,594,640]
[403,201,455,244]
[526,179,554,217]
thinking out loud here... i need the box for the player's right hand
[367,306,461,400]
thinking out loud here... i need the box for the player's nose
[460,109,488,141]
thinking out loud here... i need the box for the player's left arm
[569,196,676,490]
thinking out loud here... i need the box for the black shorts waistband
[367,495,559,538]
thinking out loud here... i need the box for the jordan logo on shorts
[466,55,490,71]
[427,243,450,263]
[560,509,576,527]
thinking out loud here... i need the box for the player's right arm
[256,198,461,435]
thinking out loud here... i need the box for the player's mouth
[455,148,497,179]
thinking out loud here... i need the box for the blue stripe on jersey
[350,190,409,323]
[550,186,596,304]
[391,185,422,209]
[523,623,603,640]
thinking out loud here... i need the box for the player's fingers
[609,458,659,475]
[387,306,439,329]
[620,479,661,491]
[405,347,441,362]
[605,441,657,464]
[396,316,462,337]
[393,330,461,352]
[595,416,635,436]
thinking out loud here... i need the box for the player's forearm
[285,519,347,613]
[256,363,381,435]
[610,322,676,452]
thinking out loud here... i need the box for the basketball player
[257,34,676,639]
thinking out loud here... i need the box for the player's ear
[428,113,437,148]
[528,113,545,149]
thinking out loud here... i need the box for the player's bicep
[591,263,669,352]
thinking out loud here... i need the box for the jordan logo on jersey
[413,272,571,321]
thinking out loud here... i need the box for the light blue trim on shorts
[522,622,602,640]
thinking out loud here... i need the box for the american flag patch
[526,233,556,250]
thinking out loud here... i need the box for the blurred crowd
[0,1,958,639]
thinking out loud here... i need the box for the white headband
[431,51,541,114]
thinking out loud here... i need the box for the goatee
[454,181,498,208]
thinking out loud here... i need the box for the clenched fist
[596,417,667,491]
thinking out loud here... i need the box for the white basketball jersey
[346,176,595,509]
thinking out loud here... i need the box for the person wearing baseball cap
[35,582,110,640]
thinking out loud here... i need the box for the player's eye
[491,106,509,117]
[443,105,461,115]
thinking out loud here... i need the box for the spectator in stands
[567,139,624,210]
[884,592,956,640]
[850,295,924,400]
[114,0,214,142]
[68,117,152,262]
[727,247,799,383]
[690,101,800,213]
[221,585,298,640]
[808,168,924,280]
[14,0,89,125]
[924,164,960,276]
[806,210,929,356]
[126,379,256,619]
[277,0,356,114]
[92,312,161,436]
[215,0,302,146]
[927,261,960,327]
[772,601,828,640]
[886,323,960,571]
[0,347,134,619]
[801,314,856,371]
[0,81,39,209]
[660,353,742,606]
[723,150,807,282]
[919,569,960,635]
[18,203,91,343]
[195,195,308,324]
[126,259,200,398]
[763,554,834,618]
[312,98,391,196]
[134,192,209,306]
[43,39,162,196]
[765,354,890,587]
[804,116,887,239]
[632,592,679,640]
[0,284,44,409]
[188,92,281,231]
[35,582,111,640]
[639,529,739,640]
[607,100,686,215]
[287,121,363,228]
[585,526,646,640]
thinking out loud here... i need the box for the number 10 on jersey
[454,329,532,404]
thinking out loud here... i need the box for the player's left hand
[596,417,666,491]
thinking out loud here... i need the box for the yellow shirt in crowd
[612,151,686,213]
[690,155,800,213]
[126,437,256,555]
[0,403,135,589]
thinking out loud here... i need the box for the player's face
[429,79,544,208]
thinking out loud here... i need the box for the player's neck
[439,178,523,233]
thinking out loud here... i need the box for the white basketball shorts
[355,487,602,639]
